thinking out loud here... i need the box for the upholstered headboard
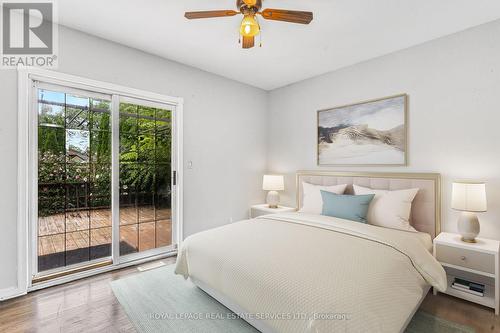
[296,171,441,238]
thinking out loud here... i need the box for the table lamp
[451,181,487,243]
[263,175,284,208]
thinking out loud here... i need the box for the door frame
[16,67,184,296]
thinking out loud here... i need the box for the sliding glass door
[32,82,177,279]
[118,98,173,259]
[37,85,112,272]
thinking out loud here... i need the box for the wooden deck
[38,207,172,256]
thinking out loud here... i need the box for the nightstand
[433,232,500,315]
[250,204,295,218]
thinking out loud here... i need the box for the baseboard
[0,286,26,301]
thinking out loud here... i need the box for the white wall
[0,26,267,293]
[267,20,500,239]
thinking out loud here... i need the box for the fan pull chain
[259,30,263,47]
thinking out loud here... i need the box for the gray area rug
[111,265,475,333]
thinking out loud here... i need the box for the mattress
[175,212,446,333]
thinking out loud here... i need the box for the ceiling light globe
[240,15,260,37]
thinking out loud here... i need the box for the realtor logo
[1,0,58,68]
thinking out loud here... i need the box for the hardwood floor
[0,257,176,333]
[420,292,500,333]
[1,257,499,333]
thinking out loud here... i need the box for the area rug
[111,265,475,333]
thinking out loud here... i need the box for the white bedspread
[175,213,446,333]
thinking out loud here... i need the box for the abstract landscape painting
[317,94,407,165]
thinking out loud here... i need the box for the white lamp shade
[263,175,284,191]
[451,182,487,212]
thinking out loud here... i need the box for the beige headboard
[296,171,441,238]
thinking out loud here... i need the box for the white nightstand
[250,204,295,218]
[433,232,500,315]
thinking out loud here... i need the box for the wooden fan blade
[185,10,238,19]
[260,9,313,24]
[242,36,255,49]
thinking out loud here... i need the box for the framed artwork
[317,94,407,166]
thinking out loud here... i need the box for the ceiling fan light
[240,15,260,37]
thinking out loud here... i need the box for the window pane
[38,182,65,238]
[66,183,89,212]
[67,94,89,107]
[120,134,137,162]
[120,162,137,187]
[120,115,137,134]
[91,131,111,163]
[66,107,89,129]
[138,192,154,223]
[66,129,90,163]
[38,202,65,237]
[120,224,138,255]
[120,163,137,226]
[65,230,90,265]
[156,109,171,135]
[39,103,64,127]
[90,99,111,130]
[120,206,137,226]
[138,134,154,163]
[155,193,171,221]
[139,222,155,252]
[37,88,112,274]
[120,103,137,114]
[90,209,111,229]
[66,95,90,129]
[66,164,89,184]
[90,227,111,260]
[38,127,65,163]
[120,103,138,133]
[90,183,111,228]
[39,163,65,184]
[156,220,172,248]
[90,163,111,190]
[138,106,155,133]
[90,163,111,223]
[155,135,170,163]
[38,183,65,201]
[155,164,170,194]
[38,234,65,271]
[119,102,172,256]
[39,89,65,104]
[136,164,154,193]
[65,209,89,233]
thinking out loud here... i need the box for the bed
[175,171,447,333]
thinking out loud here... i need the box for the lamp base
[457,211,480,243]
[461,237,477,244]
[266,191,280,209]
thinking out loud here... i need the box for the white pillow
[299,182,347,215]
[353,185,419,231]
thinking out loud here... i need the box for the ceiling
[58,0,500,90]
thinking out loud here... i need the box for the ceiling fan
[185,0,313,49]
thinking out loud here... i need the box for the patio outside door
[32,82,177,281]
[117,97,175,262]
